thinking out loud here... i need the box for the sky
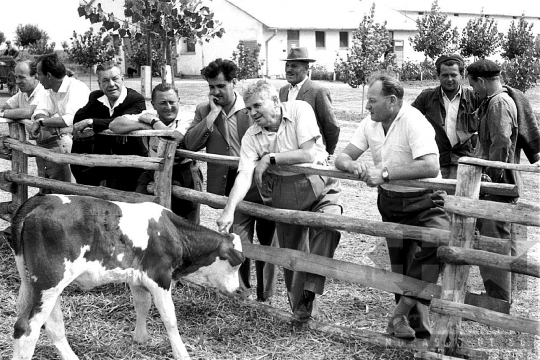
[0,0,538,50]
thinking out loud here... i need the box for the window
[339,32,349,48]
[287,30,300,49]
[315,31,325,48]
[186,40,196,53]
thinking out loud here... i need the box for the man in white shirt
[336,74,449,340]
[30,53,90,185]
[109,83,201,223]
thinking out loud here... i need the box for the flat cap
[435,54,464,67]
[467,59,501,77]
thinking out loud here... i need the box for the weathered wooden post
[8,122,28,210]
[431,162,482,354]
[153,137,178,209]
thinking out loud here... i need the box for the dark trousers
[377,188,450,333]
[226,169,277,300]
[265,173,342,315]
[136,161,201,223]
[477,194,516,302]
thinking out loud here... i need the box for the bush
[501,49,540,93]
[397,60,437,81]
[310,64,334,81]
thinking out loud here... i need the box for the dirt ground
[0,77,538,359]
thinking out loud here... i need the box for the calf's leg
[43,297,78,360]
[148,283,190,360]
[129,283,152,344]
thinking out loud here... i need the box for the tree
[460,11,503,59]
[126,37,164,75]
[501,15,535,60]
[231,41,264,80]
[79,0,225,84]
[334,3,396,112]
[65,27,119,88]
[15,24,49,48]
[409,0,459,60]
[0,31,5,45]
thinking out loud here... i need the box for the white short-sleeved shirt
[6,83,48,113]
[124,109,193,158]
[349,102,440,191]
[34,76,90,126]
[238,100,327,176]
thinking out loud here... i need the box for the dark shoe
[293,290,315,322]
[386,315,415,339]
[257,297,272,306]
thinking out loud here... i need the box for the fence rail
[0,123,538,359]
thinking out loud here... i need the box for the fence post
[8,123,28,210]
[431,163,482,354]
[153,137,177,209]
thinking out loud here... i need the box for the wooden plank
[438,246,540,278]
[445,196,540,227]
[4,171,155,204]
[8,123,28,211]
[98,128,182,139]
[153,138,177,209]
[414,351,464,359]
[431,298,540,335]
[175,149,518,197]
[0,171,15,192]
[459,156,540,174]
[0,201,16,215]
[432,163,483,353]
[4,138,162,170]
[169,185,510,254]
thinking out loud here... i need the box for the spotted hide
[10,194,244,360]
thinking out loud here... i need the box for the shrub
[397,60,437,81]
[310,64,334,81]
[501,49,540,93]
[231,41,264,80]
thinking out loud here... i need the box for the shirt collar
[290,77,308,90]
[97,85,128,110]
[26,83,44,100]
[440,85,462,102]
[55,76,71,94]
[225,91,245,117]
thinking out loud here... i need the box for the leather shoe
[386,315,416,339]
[293,290,315,322]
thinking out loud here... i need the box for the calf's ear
[219,242,245,267]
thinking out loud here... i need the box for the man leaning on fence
[70,60,147,191]
[109,83,202,223]
[184,58,277,303]
[335,73,449,339]
[29,53,90,189]
[217,79,342,323]
[467,59,540,303]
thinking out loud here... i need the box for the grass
[0,78,539,359]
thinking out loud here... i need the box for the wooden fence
[0,120,539,359]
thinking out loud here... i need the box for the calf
[10,194,244,360]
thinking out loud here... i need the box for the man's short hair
[37,53,66,79]
[96,60,122,78]
[368,73,404,100]
[16,60,38,76]
[201,58,238,81]
[151,83,179,101]
[243,79,279,104]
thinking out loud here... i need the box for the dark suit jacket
[411,86,480,167]
[184,102,253,196]
[73,87,147,156]
[279,78,340,154]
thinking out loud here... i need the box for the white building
[176,0,540,77]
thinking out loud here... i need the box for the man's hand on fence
[29,121,41,140]
[216,210,233,233]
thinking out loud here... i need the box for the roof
[225,0,418,31]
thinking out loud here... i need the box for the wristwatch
[381,167,390,182]
[269,153,276,165]
[38,120,44,127]
[87,119,93,128]
[150,118,160,128]
[0,110,4,118]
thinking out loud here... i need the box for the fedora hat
[281,47,316,62]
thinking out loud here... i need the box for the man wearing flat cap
[279,47,340,155]
[412,54,480,179]
[467,58,540,303]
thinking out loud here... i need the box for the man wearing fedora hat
[467,58,540,303]
[279,47,340,155]
[412,54,480,180]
